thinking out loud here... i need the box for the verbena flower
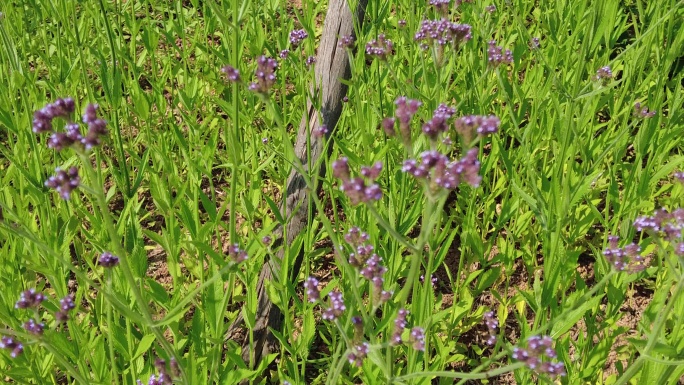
[454,114,500,143]
[391,309,408,345]
[530,37,540,49]
[56,294,76,323]
[289,29,308,48]
[0,336,23,358]
[393,96,422,144]
[279,49,289,59]
[45,167,80,200]
[422,103,456,140]
[227,243,248,263]
[633,102,656,118]
[248,56,278,94]
[262,235,272,246]
[312,124,328,138]
[23,319,45,336]
[409,327,425,351]
[338,35,355,49]
[334,158,383,205]
[603,235,647,273]
[512,335,566,378]
[306,56,316,67]
[485,4,496,12]
[304,277,320,302]
[483,311,498,346]
[487,40,513,67]
[414,19,472,51]
[634,208,684,241]
[347,342,369,367]
[32,97,75,133]
[593,66,613,82]
[365,34,393,61]
[322,290,345,321]
[15,288,45,309]
[81,103,108,150]
[674,172,684,184]
[402,148,482,190]
[221,65,240,82]
[398,19,407,28]
[98,251,120,268]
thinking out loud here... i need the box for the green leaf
[133,334,156,360]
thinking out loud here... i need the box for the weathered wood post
[229,0,369,367]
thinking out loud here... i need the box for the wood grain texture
[228,0,368,366]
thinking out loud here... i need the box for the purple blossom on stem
[279,49,289,59]
[99,251,120,268]
[512,335,566,378]
[249,56,278,94]
[338,35,355,49]
[454,114,500,143]
[675,172,684,184]
[394,97,422,145]
[530,37,540,49]
[593,66,613,82]
[45,167,80,200]
[429,0,450,15]
[0,336,23,358]
[306,56,316,67]
[633,208,684,240]
[312,124,328,138]
[603,235,647,273]
[15,288,45,309]
[304,277,320,302]
[391,309,408,345]
[56,294,76,323]
[403,148,482,190]
[227,243,248,263]
[485,4,496,12]
[262,235,272,246]
[81,103,108,150]
[398,19,407,28]
[32,97,76,133]
[322,290,346,321]
[289,29,308,48]
[633,102,656,118]
[335,159,383,205]
[487,40,513,67]
[23,319,45,336]
[409,327,425,351]
[381,117,396,136]
[221,65,240,82]
[365,34,393,61]
[422,103,455,140]
[347,342,369,367]
[483,311,498,346]
[414,19,472,50]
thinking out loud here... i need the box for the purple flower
[483,311,498,346]
[414,19,472,50]
[381,117,396,136]
[512,335,566,378]
[32,97,76,133]
[365,34,393,61]
[403,148,482,190]
[45,167,80,200]
[312,124,328,138]
[338,35,355,49]
[398,20,407,28]
[304,277,320,302]
[485,4,496,12]
[56,294,76,323]
[347,342,369,367]
[81,103,108,149]
[391,309,408,345]
[23,319,45,336]
[15,288,45,309]
[633,102,656,118]
[221,65,240,82]
[322,290,346,321]
[227,243,248,263]
[633,208,684,240]
[306,56,316,67]
[429,0,450,14]
[99,251,120,268]
[335,160,383,205]
[487,40,513,67]
[603,235,647,273]
[332,157,350,180]
[530,37,540,49]
[593,66,613,81]
[262,235,272,246]
[279,49,289,59]
[289,29,308,48]
[262,137,269,145]
[0,336,23,358]
[675,172,684,184]
[409,327,425,351]
[422,103,455,140]
[394,97,422,145]
[454,114,500,143]
[248,56,278,94]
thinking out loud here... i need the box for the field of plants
[1,0,683,384]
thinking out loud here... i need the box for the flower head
[603,235,647,273]
[56,294,76,323]
[45,167,80,200]
[322,290,345,321]
[483,311,498,346]
[99,251,120,268]
[338,35,355,49]
[365,34,393,61]
[633,102,656,118]
[23,319,45,336]
[249,56,278,94]
[289,29,308,48]
[32,97,76,133]
[16,288,45,309]
[347,342,369,367]
[221,65,240,82]
[0,336,23,358]
[593,66,613,82]
[304,277,320,302]
[487,40,513,67]
[227,243,248,263]
[422,104,456,140]
[512,335,566,378]
[414,19,472,51]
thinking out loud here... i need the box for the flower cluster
[32,97,75,133]
[633,102,656,118]
[0,336,23,358]
[530,37,540,49]
[99,251,120,268]
[347,342,369,367]
[675,172,684,184]
[221,65,240,82]
[483,311,498,346]
[279,49,289,59]
[23,319,45,335]
[33,99,108,151]
[633,207,684,255]
[454,114,500,143]
[593,66,613,82]
[81,104,109,149]
[402,148,482,190]
[512,335,566,378]
[56,294,76,323]
[422,104,456,140]
[485,4,496,12]
[429,0,450,14]
[365,34,393,60]
[289,29,308,47]
[333,158,383,205]
[306,56,316,67]
[338,35,355,49]
[414,19,472,51]
[344,227,392,304]
[322,290,346,321]
[15,288,45,309]
[383,97,422,145]
[248,56,278,94]
[487,40,513,67]
[137,358,179,385]
[391,308,408,345]
[45,167,80,200]
[602,235,647,273]
[304,277,320,302]
[226,243,249,263]
[409,327,426,351]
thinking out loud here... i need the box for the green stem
[41,339,89,384]
[396,362,526,381]
[105,274,120,385]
